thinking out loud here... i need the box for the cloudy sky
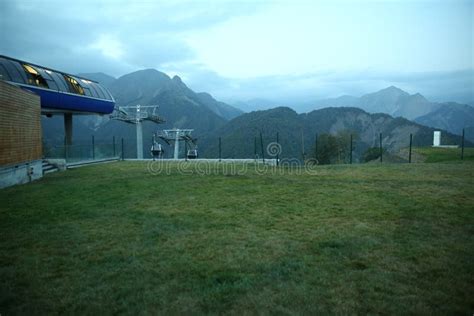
[1,0,473,108]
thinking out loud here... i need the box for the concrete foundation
[0,160,43,189]
[46,159,67,171]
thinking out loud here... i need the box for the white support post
[136,105,143,159]
[110,104,163,160]
[136,121,143,159]
[433,131,441,147]
[174,128,180,159]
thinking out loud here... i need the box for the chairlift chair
[187,149,198,159]
[151,143,164,159]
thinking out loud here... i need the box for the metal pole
[151,135,155,160]
[254,136,257,160]
[136,121,143,159]
[301,130,305,163]
[260,132,265,163]
[121,138,124,160]
[350,134,353,164]
[92,135,95,160]
[185,140,188,162]
[379,133,383,163]
[461,128,465,160]
[113,136,116,157]
[219,137,222,162]
[135,105,143,159]
[276,132,279,166]
[409,133,412,163]
[151,135,154,161]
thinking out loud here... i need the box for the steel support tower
[157,129,196,159]
[110,104,165,159]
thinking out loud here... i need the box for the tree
[316,134,338,164]
[311,131,355,164]
[363,147,386,162]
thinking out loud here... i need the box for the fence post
[260,132,265,163]
[151,136,154,160]
[121,138,124,160]
[92,135,95,160]
[461,128,465,160]
[254,136,257,160]
[151,136,154,161]
[301,130,305,164]
[276,132,279,166]
[349,134,353,164]
[113,136,116,157]
[379,133,383,163]
[185,140,188,162]
[219,137,222,162]
[409,133,412,163]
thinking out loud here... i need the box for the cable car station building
[0,55,115,188]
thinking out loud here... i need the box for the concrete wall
[0,160,43,189]
[0,80,43,188]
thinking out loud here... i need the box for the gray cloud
[0,0,265,76]
[1,0,472,108]
[179,67,474,110]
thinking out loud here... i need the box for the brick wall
[0,80,42,166]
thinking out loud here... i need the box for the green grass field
[413,146,474,163]
[1,161,473,314]
[390,146,474,163]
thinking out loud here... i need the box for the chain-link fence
[42,129,473,164]
[200,130,471,164]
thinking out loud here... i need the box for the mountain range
[339,87,474,140]
[41,69,473,159]
[198,106,464,161]
[233,86,474,139]
[319,86,437,120]
[79,70,243,121]
[414,102,474,136]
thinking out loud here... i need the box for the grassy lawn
[1,161,473,314]
[413,146,474,163]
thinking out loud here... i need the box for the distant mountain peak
[386,85,402,90]
[411,92,428,101]
[378,85,407,94]
[108,67,242,121]
[268,106,297,115]
[120,68,170,81]
[171,75,187,89]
